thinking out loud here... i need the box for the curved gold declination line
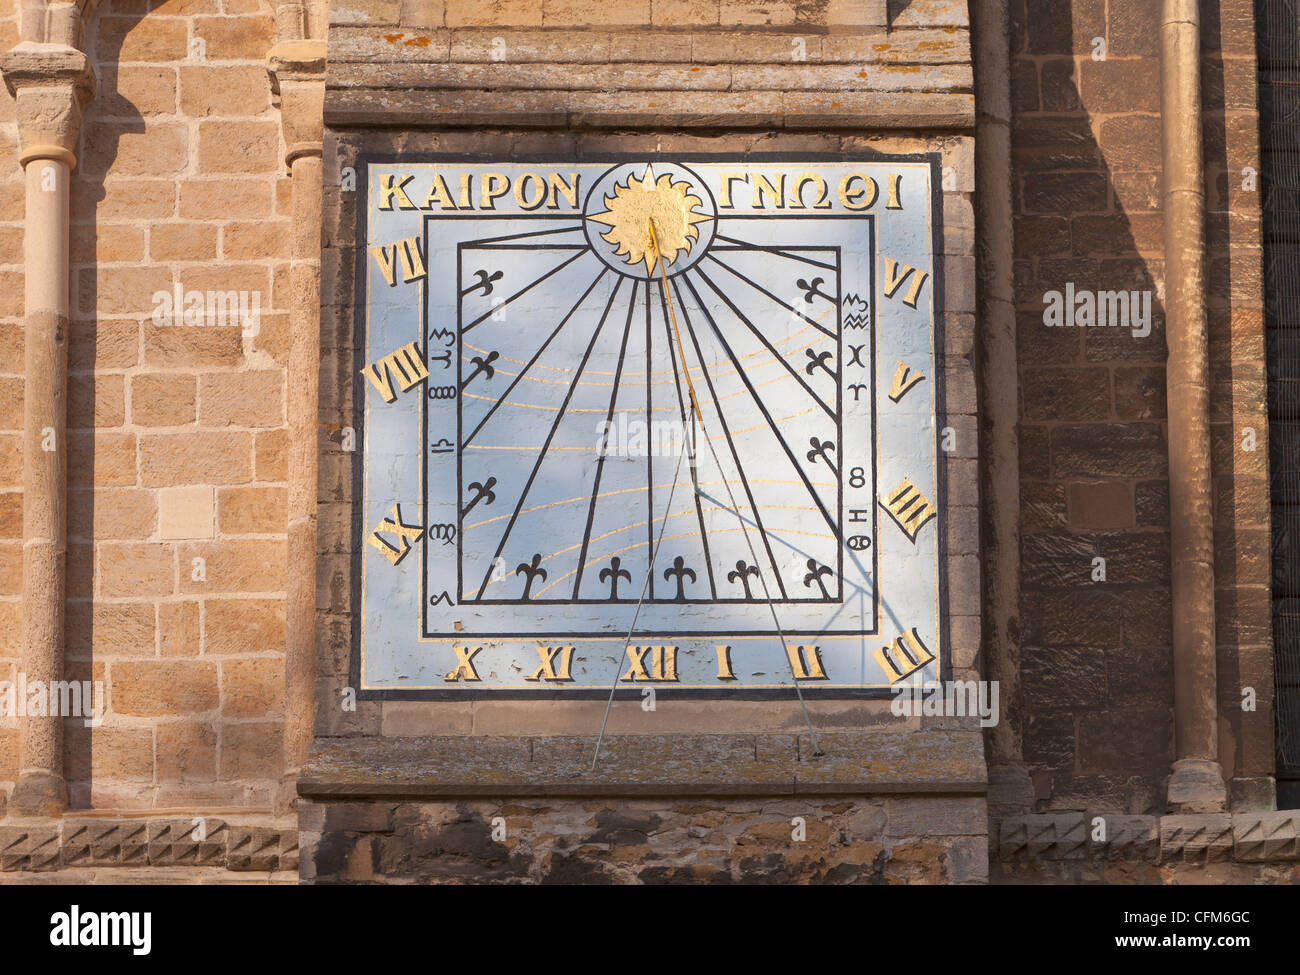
[465,479,835,533]
[462,400,821,446]
[461,367,813,408]
[462,335,829,390]
[461,320,825,379]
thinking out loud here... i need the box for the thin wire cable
[591,439,688,770]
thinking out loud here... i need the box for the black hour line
[571,280,640,600]
[681,270,842,545]
[461,267,610,448]
[711,234,838,272]
[692,264,836,422]
[655,278,718,601]
[670,274,788,599]
[704,254,837,340]
[472,275,625,600]
[462,248,590,333]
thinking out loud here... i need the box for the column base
[8,770,68,818]
[1166,758,1227,813]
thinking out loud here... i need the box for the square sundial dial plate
[356,155,945,697]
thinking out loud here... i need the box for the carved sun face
[588,165,712,274]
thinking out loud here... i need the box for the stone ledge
[324,23,975,131]
[297,731,989,799]
[324,88,976,131]
[326,27,962,66]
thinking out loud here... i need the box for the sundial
[357,156,942,696]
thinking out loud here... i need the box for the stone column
[1160,0,1226,813]
[971,0,1033,815]
[269,40,325,812]
[0,41,94,817]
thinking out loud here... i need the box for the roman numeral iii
[881,477,937,542]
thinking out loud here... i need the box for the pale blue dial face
[360,158,941,695]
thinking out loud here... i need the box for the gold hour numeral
[715,645,736,680]
[621,646,679,682]
[362,341,428,403]
[785,644,827,680]
[445,645,482,682]
[371,235,427,286]
[888,360,925,402]
[366,503,424,565]
[874,628,935,684]
[881,257,929,308]
[881,477,937,542]
[527,645,575,682]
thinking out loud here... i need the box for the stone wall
[301,795,987,884]
[296,730,990,884]
[1009,0,1270,815]
[0,0,1287,884]
[0,0,292,812]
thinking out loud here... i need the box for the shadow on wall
[1010,0,1244,816]
[1257,0,1300,809]
[58,0,285,808]
[60,0,147,810]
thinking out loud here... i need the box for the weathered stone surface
[1160,814,1234,863]
[301,794,984,885]
[1089,814,1158,860]
[1233,811,1300,862]
[147,818,228,866]
[62,818,150,866]
[298,731,988,799]
[0,817,292,874]
[227,826,288,871]
[0,823,62,872]
[998,813,1087,860]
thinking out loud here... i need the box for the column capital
[269,40,325,168]
[0,42,96,168]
